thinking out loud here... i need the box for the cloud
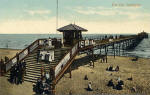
[0,17,69,34]
[26,10,51,16]
[0,17,150,34]
[73,6,150,19]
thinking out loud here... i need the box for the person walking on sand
[84,75,88,80]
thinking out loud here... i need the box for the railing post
[15,53,19,65]
[37,39,39,46]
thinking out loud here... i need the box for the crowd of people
[107,77,124,90]
[33,72,52,95]
[106,65,119,72]
[9,60,26,84]
[0,56,9,75]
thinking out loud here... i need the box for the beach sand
[0,48,21,59]
[0,48,34,95]
[0,49,150,95]
[56,54,150,95]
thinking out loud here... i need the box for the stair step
[26,64,50,68]
[25,58,37,62]
[24,77,39,83]
[27,69,41,73]
[25,74,41,79]
[24,78,37,83]
[26,72,41,76]
[26,67,50,70]
[26,56,37,59]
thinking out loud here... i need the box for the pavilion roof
[57,24,88,32]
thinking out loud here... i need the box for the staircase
[24,46,70,83]
[5,46,70,83]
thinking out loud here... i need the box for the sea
[0,34,149,58]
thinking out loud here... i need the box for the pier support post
[122,41,125,54]
[119,42,121,56]
[69,65,72,78]
[106,46,108,63]
[113,43,115,58]
[92,49,94,68]
[90,49,95,68]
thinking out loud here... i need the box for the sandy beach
[0,48,34,95]
[0,49,150,95]
[0,48,21,60]
[56,54,150,95]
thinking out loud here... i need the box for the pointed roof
[57,24,88,32]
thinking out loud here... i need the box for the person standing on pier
[37,50,40,63]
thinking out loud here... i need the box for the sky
[0,0,150,34]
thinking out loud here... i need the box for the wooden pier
[0,24,148,94]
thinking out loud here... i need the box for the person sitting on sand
[115,65,119,72]
[87,82,93,91]
[108,65,113,71]
[118,80,124,86]
[107,79,114,87]
[116,77,124,90]
[117,77,121,82]
[116,83,123,90]
[106,66,109,71]
[128,75,133,81]
[84,75,88,80]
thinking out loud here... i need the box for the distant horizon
[0,33,138,35]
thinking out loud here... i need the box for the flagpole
[56,0,58,34]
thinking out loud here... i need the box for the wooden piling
[106,46,108,63]
[92,49,94,68]
[113,43,115,58]
[69,65,72,78]
[119,42,121,56]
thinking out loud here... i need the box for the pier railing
[4,39,44,73]
[3,38,62,74]
[52,39,95,83]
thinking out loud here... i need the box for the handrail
[52,39,95,83]
[4,39,45,73]
[4,38,63,73]
[54,42,78,77]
